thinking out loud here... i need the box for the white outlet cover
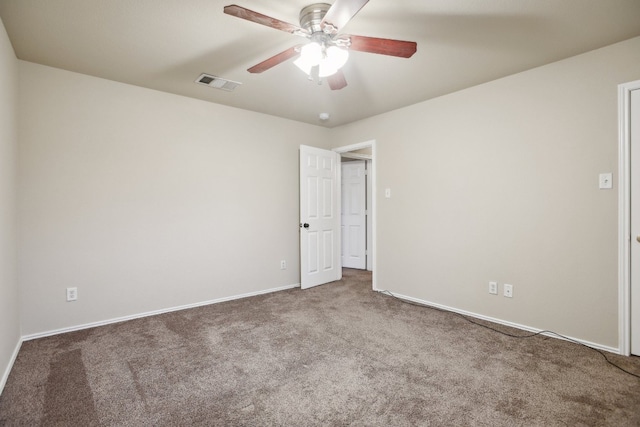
[599,173,612,189]
[503,284,513,298]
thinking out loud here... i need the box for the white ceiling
[1,0,640,128]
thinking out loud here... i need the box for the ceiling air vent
[195,73,241,92]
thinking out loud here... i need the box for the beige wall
[17,61,332,335]
[332,36,640,348]
[0,17,19,391]
[9,31,640,352]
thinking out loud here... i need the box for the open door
[341,160,367,269]
[300,145,341,289]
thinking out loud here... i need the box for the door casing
[618,79,640,356]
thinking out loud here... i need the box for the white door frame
[333,140,377,291]
[618,79,640,356]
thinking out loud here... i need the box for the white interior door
[300,145,341,289]
[631,88,640,356]
[341,161,366,269]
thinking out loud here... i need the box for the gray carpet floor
[1,268,640,426]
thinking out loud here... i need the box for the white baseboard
[23,283,301,342]
[381,290,620,355]
[0,337,23,396]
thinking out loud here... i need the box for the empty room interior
[1,0,640,425]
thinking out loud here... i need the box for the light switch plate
[66,287,78,301]
[599,173,612,189]
[489,281,498,295]
[385,188,391,198]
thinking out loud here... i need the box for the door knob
[301,223,309,229]
[637,235,640,243]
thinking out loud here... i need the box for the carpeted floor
[1,268,640,426]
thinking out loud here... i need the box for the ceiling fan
[223,0,417,90]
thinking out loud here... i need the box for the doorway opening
[333,140,376,291]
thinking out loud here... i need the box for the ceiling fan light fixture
[325,46,349,70]
[301,42,323,65]
[294,41,323,75]
[293,57,313,75]
[318,62,338,78]
[295,43,349,78]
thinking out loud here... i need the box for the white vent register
[195,73,242,92]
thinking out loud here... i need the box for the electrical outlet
[66,287,78,302]
[489,281,498,295]
[280,260,286,270]
[503,284,513,298]
[599,173,612,189]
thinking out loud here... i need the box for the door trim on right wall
[618,79,640,356]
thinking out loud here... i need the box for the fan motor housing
[299,3,331,34]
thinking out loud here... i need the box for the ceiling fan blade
[327,70,347,90]
[321,0,369,34]
[247,45,303,73]
[224,5,309,36]
[347,35,417,58]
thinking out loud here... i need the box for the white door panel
[300,145,340,289]
[341,161,366,269]
[631,88,640,355]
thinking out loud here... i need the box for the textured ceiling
[1,0,640,127]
